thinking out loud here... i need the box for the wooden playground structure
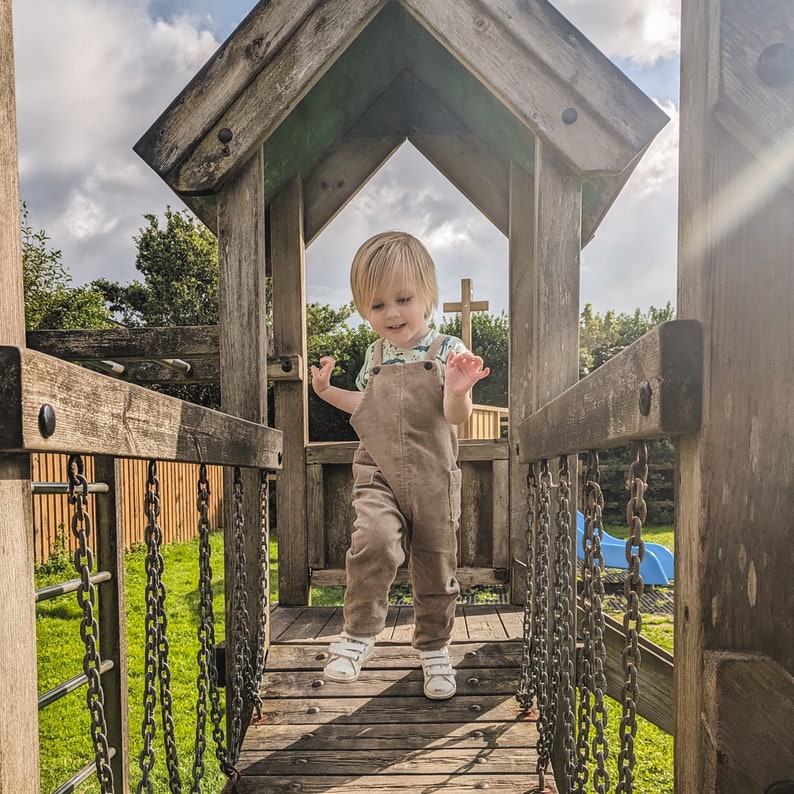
[1,0,793,792]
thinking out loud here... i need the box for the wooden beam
[702,651,794,791]
[304,134,404,244]
[676,2,794,790]
[170,0,388,194]
[134,0,324,179]
[0,346,281,468]
[517,320,704,461]
[507,162,534,606]
[271,175,310,606]
[399,0,668,174]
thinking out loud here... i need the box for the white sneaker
[420,647,457,700]
[323,632,375,682]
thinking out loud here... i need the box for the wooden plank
[410,132,509,233]
[703,651,794,792]
[237,747,537,776]
[265,640,523,668]
[238,720,531,750]
[518,319,703,461]
[400,0,667,173]
[588,608,675,737]
[0,346,281,467]
[507,162,534,604]
[229,774,545,793]
[309,567,508,589]
[305,438,509,464]
[306,462,325,568]
[271,175,310,606]
[304,134,403,244]
[491,457,509,568]
[134,0,323,178]
[260,666,519,699]
[26,326,221,360]
[171,0,388,193]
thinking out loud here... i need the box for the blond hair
[349,231,439,321]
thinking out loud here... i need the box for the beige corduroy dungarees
[344,335,462,650]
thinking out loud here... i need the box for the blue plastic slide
[576,511,674,586]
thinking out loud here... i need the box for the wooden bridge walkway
[227,603,555,793]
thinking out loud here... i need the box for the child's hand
[445,350,490,396]
[310,356,336,396]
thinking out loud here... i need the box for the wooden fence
[31,453,224,565]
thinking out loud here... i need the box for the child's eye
[397,296,412,305]
[371,302,384,312]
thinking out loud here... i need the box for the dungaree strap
[425,334,448,361]
[373,338,384,367]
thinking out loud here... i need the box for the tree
[21,204,112,330]
[579,301,675,375]
[93,207,218,327]
[93,208,221,406]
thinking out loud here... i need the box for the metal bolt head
[38,404,56,438]
[757,43,794,87]
[218,127,234,144]
[561,107,578,124]
[639,380,653,416]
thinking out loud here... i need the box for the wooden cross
[443,278,489,351]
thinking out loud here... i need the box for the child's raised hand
[310,356,336,396]
[445,350,490,396]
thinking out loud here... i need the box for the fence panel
[31,453,225,565]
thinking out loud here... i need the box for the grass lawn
[37,527,674,792]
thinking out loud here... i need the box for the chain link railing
[67,453,115,794]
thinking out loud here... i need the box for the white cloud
[13,0,220,283]
[555,0,680,65]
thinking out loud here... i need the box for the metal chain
[250,471,270,708]
[67,454,114,794]
[516,464,539,711]
[137,460,182,793]
[616,441,648,794]
[555,456,577,788]
[533,460,553,790]
[227,467,250,771]
[190,463,227,792]
[579,451,610,793]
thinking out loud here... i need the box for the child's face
[366,271,430,348]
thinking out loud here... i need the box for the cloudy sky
[12,0,680,322]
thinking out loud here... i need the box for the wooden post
[510,143,581,791]
[677,1,794,791]
[270,175,310,606]
[443,278,489,438]
[0,0,40,789]
[217,149,270,735]
[93,456,130,792]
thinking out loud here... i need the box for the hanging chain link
[616,441,648,794]
[190,463,228,793]
[533,460,553,791]
[137,460,182,794]
[554,455,577,788]
[227,467,250,772]
[67,454,114,794]
[251,471,270,705]
[578,451,610,793]
[516,464,539,711]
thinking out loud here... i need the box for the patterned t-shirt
[356,330,467,391]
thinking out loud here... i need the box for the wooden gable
[134,0,668,244]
